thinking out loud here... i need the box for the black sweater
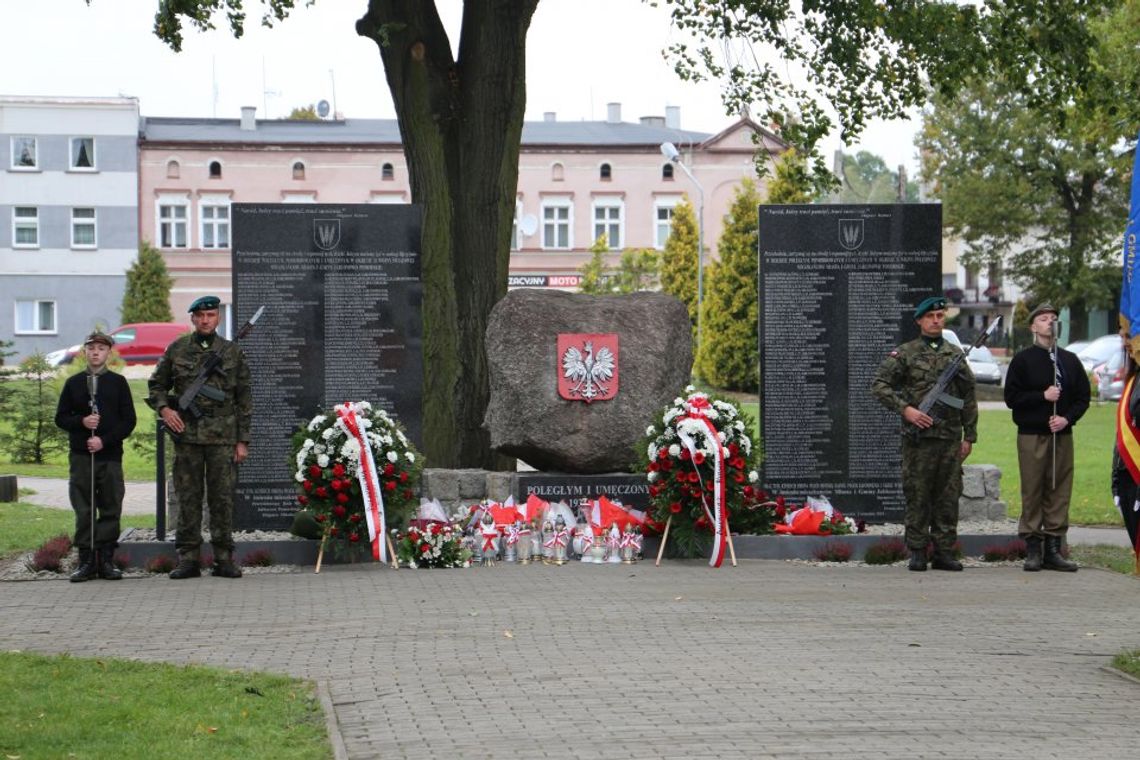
[55,370,137,460]
[1003,344,1089,436]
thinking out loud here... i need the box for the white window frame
[511,199,523,251]
[69,137,97,171]
[592,198,624,250]
[13,206,39,248]
[14,299,57,335]
[71,207,97,249]
[10,137,37,170]
[653,196,681,250]
[199,196,231,250]
[541,197,573,250]
[156,195,190,249]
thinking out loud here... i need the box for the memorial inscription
[232,204,423,531]
[758,204,941,521]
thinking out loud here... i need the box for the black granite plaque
[758,204,941,522]
[232,204,423,531]
[515,473,650,511]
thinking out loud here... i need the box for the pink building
[138,103,786,323]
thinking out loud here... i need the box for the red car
[48,323,189,366]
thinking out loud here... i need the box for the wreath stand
[654,515,738,567]
[315,531,399,573]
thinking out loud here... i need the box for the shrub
[1005,538,1027,560]
[813,541,853,563]
[111,553,129,571]
[144,554,176,574]
[240,549,275,568]
[26,534,71,573]
[981,544,1009,562]
[863,538,908,565]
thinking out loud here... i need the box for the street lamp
[660,141,705,357]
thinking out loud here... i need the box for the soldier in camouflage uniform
[147,295,252,579]
[871,296,978,572]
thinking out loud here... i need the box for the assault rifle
[909,315,1002,436]
[172,306,265,430]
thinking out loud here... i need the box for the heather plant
[863,538,908,565]
[26,534,71,572]
[981,544,1010,562]
[241,548,275,568]
[812,541,853,563]
[144,554,177,574]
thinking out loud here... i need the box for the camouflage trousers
[173,443,235,561]
[68,454,124,552]
[901,437,962,553]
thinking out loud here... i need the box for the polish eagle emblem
[557,333,619,403]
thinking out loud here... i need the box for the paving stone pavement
[2,560,1139,759]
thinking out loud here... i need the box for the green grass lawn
[0,652,330,760]
[0,502,155,558]
[739,399,1122,526]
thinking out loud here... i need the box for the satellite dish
[519,214,538,237]
[317,100,331,119]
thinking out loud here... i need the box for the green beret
[1028,303,1058,322]
[913,296,947,320]
[83,330,113,347]
[290,510,323,540]
[188,295,221,313]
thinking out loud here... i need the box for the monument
[231,203,423,531]
[758,204,941,522]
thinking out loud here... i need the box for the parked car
[46,323,188,366]
[943,330,1003,385]
[1063,339,1090,356]
[1075,334,1124,372]
[1095,347,1127,402]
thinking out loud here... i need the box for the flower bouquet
[640,387,766,564]
[394,522,471,568]
[292,401,422,563]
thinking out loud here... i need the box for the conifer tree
[612,249,659,294]
[578,235,615,295]
[765,148,814,204]
[0,353,67,464]
[658,196,700,331]
[121,241,174,324]
[695,179,762,391]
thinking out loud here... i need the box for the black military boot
[908,548,928,572]
[169,559,201,579]
[69,549,98,583]
[97,549,123,580]
[1023,537,1043,572]
[212,558,243,579]
[931,552,963,571]
[1042,536,1078,572]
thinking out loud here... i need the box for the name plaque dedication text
[758,204,941,522]
[232,203,423,531]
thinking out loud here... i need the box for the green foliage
[578,235,614,295]
[0,338,15,367]
[0,652,330,759]
[863,538,908,565]
[696,180,761,392]
[1073,545,1138,576]
[1112,649,1140,679]
[287,104,319,120]
[121,241,175,324]
[659,196,700,331]
[836,151,917,203]
[612,249,659,294]
[0,354,66,464]
[765,148,815,204]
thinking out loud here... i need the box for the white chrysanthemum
[405,451,415,463]
[646,425,656,436]
[360,418,372,429]
[663,408,681,425]
[295,471,305,483]
[341,437,361,459]
[647,471,659,483]
[313,444,325,455]
[749,470,759,483]
[668,444,681,457]
[647,443,658,460]
[673,397,684,406]
[301,438,314,451]
[700,406,720,420]
[717,432,726,442]
[307,415,327,431]
[321,427,335,440]
[317,454,330,468]
[387,450,398,463]
[396,432,408,446]
[713,399,733,412]
[741,437,752,455]
[381,435,394,447]
[734,421,745,432]
[664,428,676,440]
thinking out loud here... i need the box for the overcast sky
[0,0,921,173]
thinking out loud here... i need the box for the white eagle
[562,340,615,401]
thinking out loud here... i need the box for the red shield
[557,333,619,403]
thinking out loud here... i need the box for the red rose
[731,456,745,470]
[669,502,682,514]
[383,463,395,476]
[315,487,328,498]
[384,481,396,492]
[680,448,691,461]
[302,479,313,492]
[399,471,408,483]
[688,471,700,484]
[297,494,309,506]
[329,527,338,536]
[332,463,346,477]
[676,471,688,482]
[757,489,769,501]
[330,479,342,491]
[333,505,346,518]
[776,495,785,507]
[430,523,441,535]
[420,543,431,554]
[693,451,705,465]
[694,516,709,529]
[309,465,322,477]
[336,492,350,503]
[743,486,754,498]
[728,443,740,457]
[733,473,744,483]
[775,505,786,519]
[403,489,414,500]
[705,481,714,491]
[349,514,361,524]
[657,448,669,460]
[348,532,360,543]
[648,462,658,472]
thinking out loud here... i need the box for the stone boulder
[483,289,692,473]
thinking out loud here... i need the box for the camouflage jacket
[870,337,978,443]
[147,333,252,445]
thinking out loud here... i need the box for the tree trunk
[357,0,538,468]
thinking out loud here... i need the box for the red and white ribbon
[505,524,521,546]
[336,402,386,563]
[679,396,728,568]
[481,530,499,553]
[544,529,569,548]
